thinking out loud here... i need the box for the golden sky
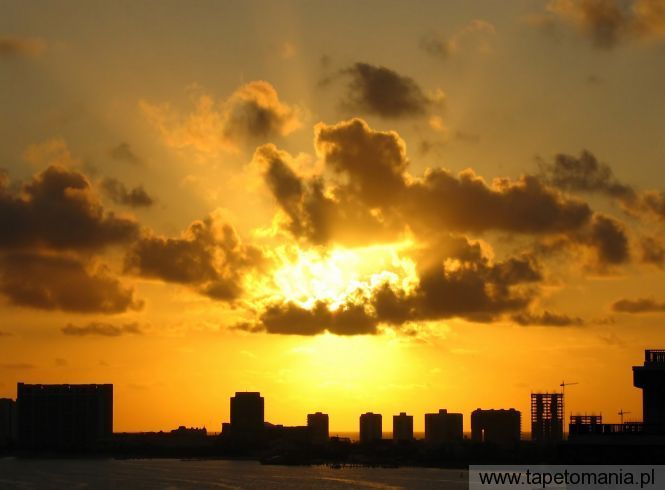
[2,0,665,433]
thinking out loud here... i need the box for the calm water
[0,458,468,489]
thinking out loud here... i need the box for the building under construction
[531,393,564,442]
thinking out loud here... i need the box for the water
[0,458,468,489]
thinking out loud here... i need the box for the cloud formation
[421,19,496,60]
[546,0,665,48]
[101,177,154,208]
[0,165,139,250]
[109,143,143,166]
[0,252,142,313]
[125,212,264,301]
[62,321,143,336]
[324,63,441,118]
[612,297,665,313]
[141,81,303,156]
[512,310,585,326]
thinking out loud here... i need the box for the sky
[1,0,665,433]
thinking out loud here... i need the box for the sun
[267,241,419,310]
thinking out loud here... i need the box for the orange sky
[1,0,665,432]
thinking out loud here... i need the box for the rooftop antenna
[618,409,631,424]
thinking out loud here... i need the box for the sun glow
[269,241,419,309]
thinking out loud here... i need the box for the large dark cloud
[612,297,665,313]
[238,236,543,335]
[325,63,436,118]
[0,252,142,313]
[62,321,142,336]
[587,214,630,265]
[101,177,154,208]
[125,213,264,301]
[0,165,139,250]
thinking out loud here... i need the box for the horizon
[2,0,665,436]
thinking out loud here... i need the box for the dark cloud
[109,143,143,165]
[588,214,630,265]
[0,252,142,313]
[101,177,154,208]
[612,297,665,313]
[313,119,592,237]
[0,36,45,58]
[62,321,142,337]
[641,236,665,265]
[238,300,378,336]
[327,63,435,118]
[0,165,139,251]
[541,150,636,203]
[256,143,398,245]
[546,0,665,49]
[55,358,68,367]
[125,213,263,301]
[512,310,585,326]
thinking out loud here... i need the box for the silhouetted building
[471,409,521,446]
[16,383,112,449]
[634,349,665,431]
[307,412,329,444]
[0,398,17,447]
[568,414,645,438]
[230,392,264,433]
[531,393,563,442]
[359,412,382,443]
[392,412,413,442]
[425,409,463,444]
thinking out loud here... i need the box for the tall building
[16,383,112,449]
[230,392,264,433]
[471,409,521,447]
[531,393,563,442]
[0,398,17,447]
[392,412,413,442]
[425,409,463,443]
[633,349,665,431]
[307,412,329,444]
[359,412,382,443]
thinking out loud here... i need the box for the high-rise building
[634,349,665,431]
[0,398,17,447]
[392,412,413,442]
[230,392,264,433]
[531,393,563,442]
[359,412,382,443]
[16,383,112,449]
[471,409,521,446]
[307,412,329,444]
[425,409,463,443]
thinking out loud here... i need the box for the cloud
[587,214,630,265]
[324,63,441,119]
[62,321,143,336]
[109,143,143,166]
[0,252,143,313]
[540,150,636,203]
[55,358,68,367]
[312,118,591,237]
[141,81,303,156]
[545,0,665,48]
[421,19,496,60]
[0,363,34,370]
[124,211,264,301]
[101,177,154,208]
[0,36,45,58]
[512,310,585,326]
[641,236,665,265]
[612,297,665,313]
[0,165,139,251]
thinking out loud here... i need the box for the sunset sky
[2,0,665,433]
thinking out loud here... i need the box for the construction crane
[560,381,579,438]
[618,409,631,424]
